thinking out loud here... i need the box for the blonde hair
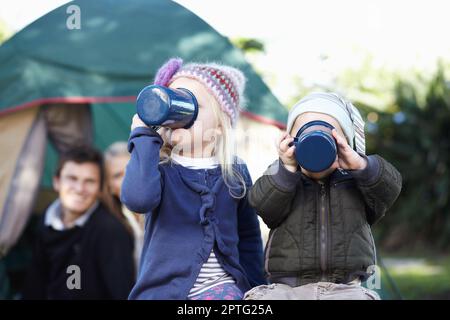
[210,97,247,199]
[158,97,246,199]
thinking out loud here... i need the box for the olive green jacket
[249,155,402,286]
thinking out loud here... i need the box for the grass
[374,255,450,300]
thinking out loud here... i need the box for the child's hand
[332,129,367,170]
[131,114,148,131]
[277,132,297,173]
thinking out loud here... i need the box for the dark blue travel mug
[291,120,337,172]
[136,85,199,129]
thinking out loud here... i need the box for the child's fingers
[277,131,290,147]
[131,114,141,130]
[285,145,296,158]
[332,129,350,151]
[279,136,294,153]
[132,114,145,125]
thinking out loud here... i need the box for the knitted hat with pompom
[153,57,246,126]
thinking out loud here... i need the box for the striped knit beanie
[153,58,246,126]
[287,92,366,154]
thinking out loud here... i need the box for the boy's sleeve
[120,126,164,214]
[349,154,402,225]
[248,159,302,229]
[237,164,266,287]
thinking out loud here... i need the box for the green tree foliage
[232,37,265,53]
[367,66,450,250]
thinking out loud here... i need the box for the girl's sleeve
[120,127,164,214]
[237,163,267,287]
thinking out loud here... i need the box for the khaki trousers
[244,282,380,300]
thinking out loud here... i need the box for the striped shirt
[170,153,236,298]
[188,250,235,298]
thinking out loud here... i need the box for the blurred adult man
[22,146,135,299]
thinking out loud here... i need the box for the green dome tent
[0,0,287,256]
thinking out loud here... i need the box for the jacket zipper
[319,182,328,281]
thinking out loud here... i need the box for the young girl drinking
[121,58,265,300]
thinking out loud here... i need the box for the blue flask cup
[136,85,199,129]
[290,120,337,172]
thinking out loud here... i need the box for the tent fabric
[0,108,46,257]
[0,104,93,256]
[0,0,287,127]
[0,0,289,188]
[43,103,93,152]
[0,0,288,254]
[0,108,38,230]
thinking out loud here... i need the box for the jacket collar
[300,168,353,186]
[44,199,99,231]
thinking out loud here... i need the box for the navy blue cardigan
[121,127,265,299]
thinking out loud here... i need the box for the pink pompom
[154,58,183,86]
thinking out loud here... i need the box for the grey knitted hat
[287,92,366,154]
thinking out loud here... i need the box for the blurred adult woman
[104,142,144,272]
